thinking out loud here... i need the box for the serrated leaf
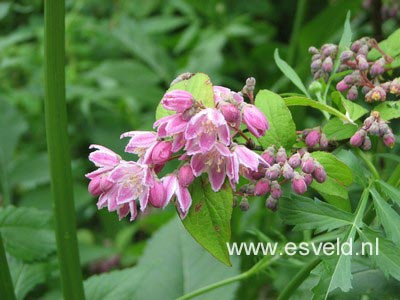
[155,73,214,120]
[370,188,400,246]
[8,257,48,300]
[284,97,354,124]
[373,101,400,121]
[255,90,296,149]
[377,180,400,207]
[368,28,400,60]
[84,218,239,300]
[183,177,233,266]
[323,117,357,141]
[0,206,55,261]
[358,227,400,281]
[274,49,310,97]
[280,195,353,233]
[310,152,353,211]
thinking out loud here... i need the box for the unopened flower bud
[368,122,380,135]
[239,197,250,211]
[309,81,322,94]
[363,115,376,129]
[322,44,337,56]
[361,136,372,151]
[151,141,172,164]
[261,146,276,165]
[370,58,385,77]
[266,196,278,211]
[291,172,307,194]
[357,45,369,57]
[381,81,390,92]
[322,57,333,73]
[301,155,315,174]
[319,133,329,149]
[365,86,386,102]
[344,75,355,84]
[178,164,195,187]
[266,164,281,181]
[305,130,321,148]
[255,179,271,196]
[340,50,354,63]
[219,102,240,124]
[383,132,395,148]
[242,104,270,138]
[288,153,301,168]
[351,40,362,52]
[362,86,371,95]
[239,184,255,195]
[245,77,256,91]
[270,181,282,199]
[350,129,366,147]
[312,163,327,183]
[311,59,322,71]
[303,173,313,186]
[149,180,166,208]
[378,122,389,136]
[336,80,350,92]
[276,147,287,164]
[357,54,369,70]
[389,78,400,94]
[282,162,294,179]
[161,90,194,112]
[347,85,358,100]
[308,46,319,54]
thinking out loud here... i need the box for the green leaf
[0,2,11,20]
[373,101,400,121]
[310,152,353,211]
[274,49,310,97]
[280,195,353,233]
[377,180,400,207]
[368,28,400,60]
[155,73,214,120]
[335,149,368,186]
[183,177,233,266]
[84,218,240,300]
[332,11,352,74]
[284,96,355,124]
[255,90,296,149]
[340,97,368,121]
[370,188,400,246]
[323,117,357,141]
[0,206,55,261]
[8,257,47,300]
[358,227,400,281]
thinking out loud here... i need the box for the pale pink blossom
[161,90,194,112]
[154,114,189,138]
[213,86,243,104]
[121,131,157,156]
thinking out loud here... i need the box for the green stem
[277,257,321,300]
[356,149,380,180]
[0,235,16,300]
[44,1,85,299]
[287,0,308,66]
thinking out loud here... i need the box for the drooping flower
[185,108,230,154]
[121,131,157,156]
[242,104,269,138]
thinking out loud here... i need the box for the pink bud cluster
[310,37,399,103]
[86,81,271,221]
[309,44,337,81]
[235,146,327,212]
[302,129,328,149]
[350,111,395,149]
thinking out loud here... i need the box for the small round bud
[340,50,354,63]
[219,102,241,124]
[336,80,350,92]
[361,136,372,151]
[305,130,321,148]
[312,163,327,183]
[357,54,369,71]
[311,59,322,71]
[303,173,313,186]
[239,197,250,211]
[383,132,395,148]
[351,40,362,52]
[389,78,400,95]
[282,162,294,179]
[255,179,271,196]
[291,172,307,194]
[270,181,282,199]
[276,147,287,164]
[301,156,315,174]
[266,164,281,181]
[363,115,376,129]
[378,122,389,136]
[347,85,358,100]
[370,58,385,77]
[319,133,329,149]
[309,81,322,94]
[245,77,256,91]
[368,122,380,136]
[288,153,301,168]
[357,45,369,57]
[322,57,333,73]
[239,184,255,195]
[308,46,319,54]
[350,129,366,147]
[266,196,278,211]
[178,164,195,187]
[261,146,276,165]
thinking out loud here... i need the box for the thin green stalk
[44,1,85,299]
[0,235,16,300]
[356,149,380,180]
[277,257,321,300]
[287,0,308,66]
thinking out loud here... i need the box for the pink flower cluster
[86,85,269,220]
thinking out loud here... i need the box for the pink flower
[213,86,243,104]
[190,143,234,191]
[96,161,153,221]
[121,131,157,156]
[219,102,241,126]
[148,175,176,209]
[185,108,230,154]
[242,104,269,138]
[178,163,195,187]
[154,114,189,138]
[161,90,194,112]
[305,130,321,148]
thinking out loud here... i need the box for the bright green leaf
[183,177,233,266]
[323,117,357,141]
[368,29,400,60]
[377,180,400,207]
[255,90,296,149]
[311,152,353,186]
[340,97,368,122]
[373,101,400,121]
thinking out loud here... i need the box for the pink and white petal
[217,124,230,145]
[235,145,260,171]
[214,143,232,157]
[106,186,119,211]
[171,133,185,152]
[97,193,108,209]
[116,184,135,205]
[138,189,149,211]
[162,175,177,207]
[109,164,130,182]
[89,146,120,167]
[165,115,188,135]
[226,155,239,185]
[209,108,226,126]
[191,154,206,176]
[117,203,130,220]
[199,132,216,152]
[85,166,112,179]
[185,113,204,139]
[176,184,192,214]
[129,201,138,221]
[208,166,226,192]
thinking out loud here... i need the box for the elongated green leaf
[335,149,368,186]
[280,195,353,233]
[377,180,400,207]
[358,227,400,281]
[183,177,233,266]
[84,218,239,300]
[373,101,400,121]
[368,28,400,60]
[8,257,47,300]
[284,96,354,124]
[340,97,368,121]
[370,188,400,246]
[310,152,353,211]
[332,11,352,74]
[323,117,357,141]
[0,206,55,261]
[155,73,214,120]
[255,90,296,149]
[274,49,310,97]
